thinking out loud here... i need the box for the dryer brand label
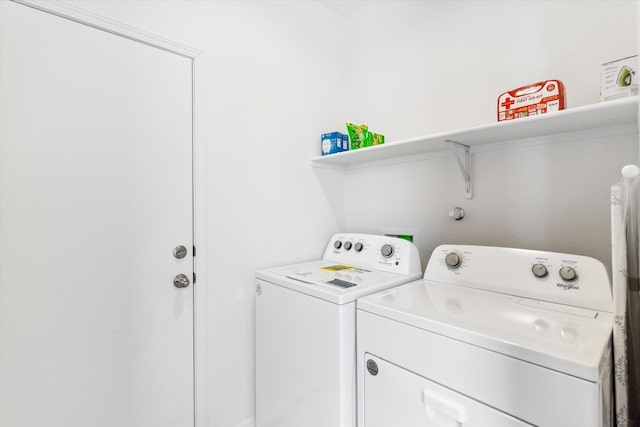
[557,282,580,290]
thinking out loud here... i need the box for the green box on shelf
[346,123,384,149]
[371,132,385,146]
[346,122,368,149]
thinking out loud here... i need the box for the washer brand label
[557,282,580,290]
[321,264,353,272]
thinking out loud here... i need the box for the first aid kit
[497,80,565,121]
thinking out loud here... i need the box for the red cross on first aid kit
[497,80,565,122]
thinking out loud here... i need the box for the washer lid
[357,279,613,381]
[256,260,421,305]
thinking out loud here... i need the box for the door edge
[6,2,210,426]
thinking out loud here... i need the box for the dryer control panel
[323,233,421,276]
[425,245,612,312]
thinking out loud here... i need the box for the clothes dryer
[256,233,421,427]
[357,245,613,427]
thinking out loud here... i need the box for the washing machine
[255,233,422,427]
[357,245,613,427]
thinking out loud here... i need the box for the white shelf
[311,96,638,169]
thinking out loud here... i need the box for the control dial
[344,241,352,251]
[445,252,462,269]
[354,242,363,252]
[531,263,548,278]
[559,266,578,282]
[334,240,342,249]
[381,244,394,258]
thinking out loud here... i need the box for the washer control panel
[323,233,421,276]
[426,245,612,312]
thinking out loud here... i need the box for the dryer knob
[445,252,461,269]
[354,242,364,252]
[381,244,394,258]
[344,241,352,251]
[334,240,342,249]
[559,266,578,282]
[531,263,548,278]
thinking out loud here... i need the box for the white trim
[192,54,210,427]
[10,0,202,58]
[471,123,637,154]
[314,124,638,172]
[312,150,452,171]
[8,1,209,425]
[310,96,638,169]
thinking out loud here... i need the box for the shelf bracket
[445,139,472,199]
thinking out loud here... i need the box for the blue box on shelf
[321,132,348,156]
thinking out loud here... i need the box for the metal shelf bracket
[445,139,472,199]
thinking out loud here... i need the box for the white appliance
[357,245,614,427]
[255,233,422,427]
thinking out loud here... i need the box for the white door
[0,2,194,426]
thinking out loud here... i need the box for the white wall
[41,1,640,426]
[342,128,637,271]
[62,1,349,426]
[337,0,639,271]
[347,0,638,138]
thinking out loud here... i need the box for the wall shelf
[310,96,638,169]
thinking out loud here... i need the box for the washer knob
[344,241,352,251]
[559,266,578,282]
[381,244,394,258]
[531,263,548,278]
[354,242,363,252]
[445,252,461,268]
[334,240,342,249]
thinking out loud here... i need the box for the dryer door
[362,354,533,427]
